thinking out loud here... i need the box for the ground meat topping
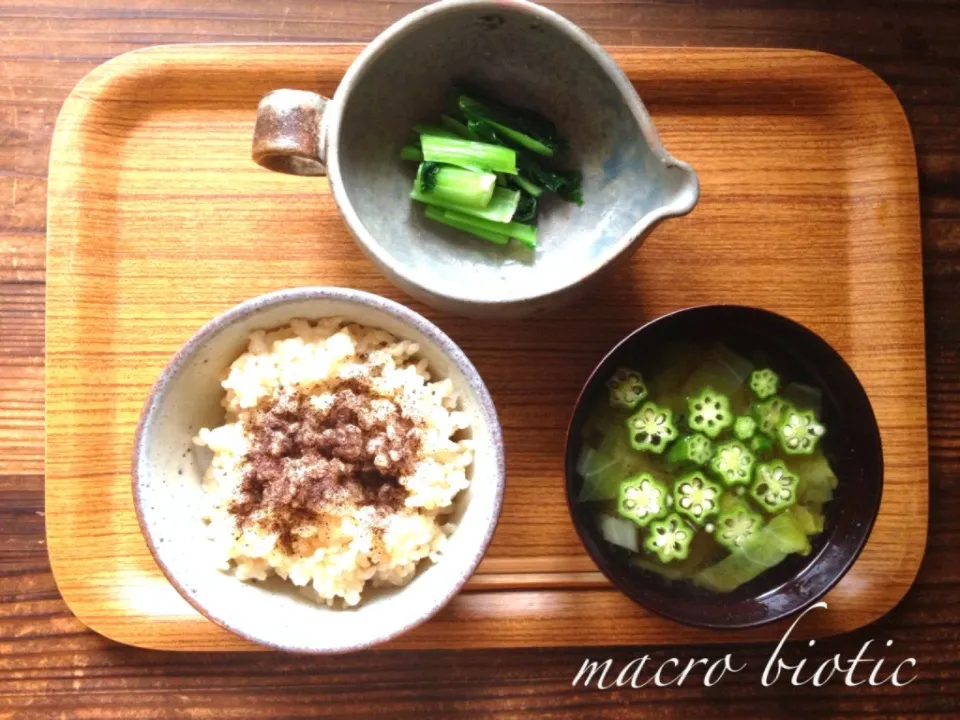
[230,377,423,553]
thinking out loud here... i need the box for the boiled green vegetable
[404,89,582,250]
[695,511,809,592]
[793,450,838,505]
[577,411,659,502]
[789,504,825,536]
[679,343,753,399]
[458,93,567,157]
[437,209,537,248]
[599,514,640,552]
[416,162,496,208]
[410,185,520,223]
[420,134,517,174]
[423,205,508,245]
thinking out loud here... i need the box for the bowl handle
[252,89,330,176]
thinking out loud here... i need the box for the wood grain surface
[44,43,926,653]
[2,1,959,717]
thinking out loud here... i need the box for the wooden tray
[46,44,927,651]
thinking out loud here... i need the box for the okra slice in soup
[617,473,669,527]
[733,415,757,440]
[713,503,765,552]
[710,440,756,486]
[667,433,713,467]
[687,387,734,439]
[777,408,826,455]
[606,367,648,411]
[750,433,774,456]
[749,368,780,399]
[625,401,679,454]
[751,459,801,513]
[644,513,695,564]
[752,396,792,437]
[673,470,723,525]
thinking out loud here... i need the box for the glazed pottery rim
[563,304,884,631]
[131,286,506,653]
[323,0,699,308]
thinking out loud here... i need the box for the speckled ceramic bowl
[251,0,699,318]
[132,287,505,653]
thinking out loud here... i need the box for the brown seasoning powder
[230,377,423,554]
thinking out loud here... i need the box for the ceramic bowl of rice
[132,287,504,653]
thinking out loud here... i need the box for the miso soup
[575,342,839,593]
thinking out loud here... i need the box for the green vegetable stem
[400,145,424,162]
[412,122,461,140]
[437,209,537,249]
[440,114,475,139]
[419,134,518,174]
[410,185,521,223]
[423,206,508,245]
[416,162,497,209]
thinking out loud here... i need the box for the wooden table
[1,1,957,716]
